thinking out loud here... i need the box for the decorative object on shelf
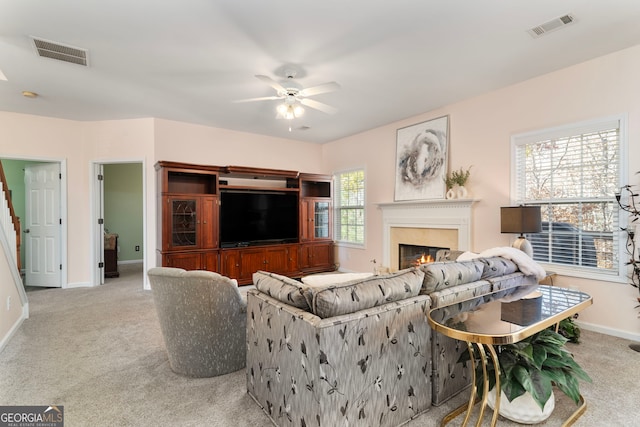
[456,185,468,199]
[445,187,456,199]
[615,179,640,352]
[444,166,471,199]
[395,115,449,201]
[500,205,542,257]
[460,328,592,423]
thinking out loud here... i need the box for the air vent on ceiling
[31,37,88,66]
[528,14,575,38]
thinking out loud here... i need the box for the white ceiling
[2,1,640,144]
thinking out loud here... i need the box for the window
[512,116,626,280]
[335,169,365,245]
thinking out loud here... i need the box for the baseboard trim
[64,281,92,289]
[118,259,143,265]
[0,307,27,354]
[577,320,640,343]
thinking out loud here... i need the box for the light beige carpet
[1,264,638,426]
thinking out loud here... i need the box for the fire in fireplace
[399,244,449,269]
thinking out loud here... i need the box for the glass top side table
[427,285,593,426]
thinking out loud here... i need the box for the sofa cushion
[311,267,424,318]
[253,271,310,310]
[420,259,485,294]
[479,256,518,279]
[301,272,374,287]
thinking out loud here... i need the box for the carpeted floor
[1,264,638,426]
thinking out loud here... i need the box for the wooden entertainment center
[155,161,335,285]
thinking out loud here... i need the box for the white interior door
[25,163,61,287]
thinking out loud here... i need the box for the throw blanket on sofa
[458,246,547,280]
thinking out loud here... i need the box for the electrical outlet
[135,245,140,251]
[6,296,11,311]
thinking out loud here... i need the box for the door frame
[90,159,147,288]
[0,156,67,288]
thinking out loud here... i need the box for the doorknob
[23,229,30,233]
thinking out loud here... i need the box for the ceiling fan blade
[299,82,340,97]
[233,96,281,103]
[300,98,338,115]
[255,75,287,93]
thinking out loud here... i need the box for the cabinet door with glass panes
[165,195,218,250]
[301,198,332,241]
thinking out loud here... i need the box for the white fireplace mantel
[377,199,478,268]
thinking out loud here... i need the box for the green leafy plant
[460,328,591,411]
[557,316,581,343]
[444,166,472,189]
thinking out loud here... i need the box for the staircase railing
[0,161,21,271]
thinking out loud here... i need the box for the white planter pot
[487,388,555,424]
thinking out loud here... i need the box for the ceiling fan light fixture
[277,102,304,120]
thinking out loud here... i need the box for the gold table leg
[440,343,501,427]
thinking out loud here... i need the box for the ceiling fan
[236,73,340,119]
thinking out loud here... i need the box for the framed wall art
[394,115,449,201]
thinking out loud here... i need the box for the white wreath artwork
[395,115,449,201]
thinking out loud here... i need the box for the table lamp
[500,206,542,258]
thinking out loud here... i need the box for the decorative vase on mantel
[446,188,456,199]
[444,166,472,200]
[456,185,468,199]
[445,185,469,200]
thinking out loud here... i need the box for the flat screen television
[219,190,299,247]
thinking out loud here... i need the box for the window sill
[537,262,627,284]
[334,241,365,250]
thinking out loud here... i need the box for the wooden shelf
[218,185,299,193]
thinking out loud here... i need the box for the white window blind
[335,169,365,245]
[513,117,624,278]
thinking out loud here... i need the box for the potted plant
[460,328,591,423]
[444,166,472,199]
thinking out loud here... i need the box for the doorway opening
[0,157,67,288]
[91,160,146,287]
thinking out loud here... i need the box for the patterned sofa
[246,254,539,427]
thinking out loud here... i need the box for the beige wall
[323,44,640,341]
[153,119,324,173]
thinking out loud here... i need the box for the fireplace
[399,244,449,269]
[378,199,476,270]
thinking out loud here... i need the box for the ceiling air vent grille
[32,37,88,66]
[528,14,575,38]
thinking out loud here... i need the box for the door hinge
[97,174,104,181]
[98,262,104,268]
[59,218,62,225]
[59,264,62,270]
[98,218,104,225]
[59,173,62,179]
